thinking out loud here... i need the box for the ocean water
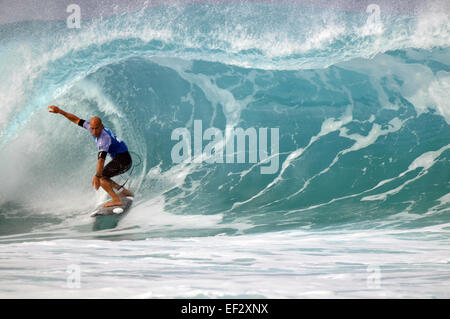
[0,0,449,298]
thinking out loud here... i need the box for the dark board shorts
[102,151,132,179]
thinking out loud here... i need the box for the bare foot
[103,199,123,207]
[119,189,133,197]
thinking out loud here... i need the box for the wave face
[0,1,449,240]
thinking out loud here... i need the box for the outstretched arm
[48,105,81,125]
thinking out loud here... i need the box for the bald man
[48,105,133,208]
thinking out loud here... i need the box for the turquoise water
[0,1,449,298]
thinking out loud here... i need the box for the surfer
[48,105,133,207]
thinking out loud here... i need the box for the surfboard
[90,196,134,217]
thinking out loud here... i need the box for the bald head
[89,116,103,137]
[90,116,102,126]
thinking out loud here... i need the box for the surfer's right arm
[48,105,82,125]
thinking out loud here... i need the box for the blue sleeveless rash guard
[79,119,128,158]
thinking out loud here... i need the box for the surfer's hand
[48,105,60,113]
[92,175,101,190]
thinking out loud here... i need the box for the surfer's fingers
[48,105,60,113]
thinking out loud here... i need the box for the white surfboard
[90,196,134,217]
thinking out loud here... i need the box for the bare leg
[100,178,123,207]
[108,179,133,197]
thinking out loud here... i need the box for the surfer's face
[89,117,103,138]
[90,123,102,137]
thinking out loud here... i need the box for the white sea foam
[1,227,450,298]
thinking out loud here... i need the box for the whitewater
[0,0,449,298]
